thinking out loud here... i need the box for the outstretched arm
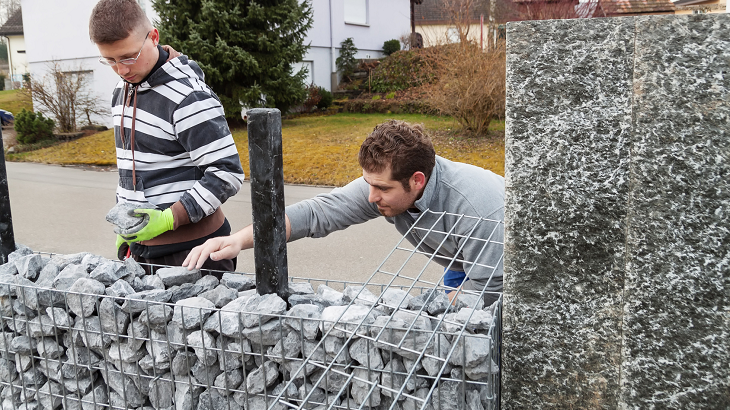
[182,215,291,270]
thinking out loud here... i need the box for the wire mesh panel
[0,210,502,410]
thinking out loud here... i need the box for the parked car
[0,110,14,126]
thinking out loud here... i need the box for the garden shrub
[385,92,396,99]
[336,38,358,81]
[316,87,333,110]
[383,39,400,56]
[429,42,506,134]
[370,47,439,93]
[371,95,381,100]
[15,109,55,144]
[302,84,322,112]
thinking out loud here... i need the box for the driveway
[4,162,441,285]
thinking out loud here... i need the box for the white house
[0,8,28,89]
[20,0,410,128]
[297,0,411,91]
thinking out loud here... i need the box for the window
[344,0,367,25]
[446,27,459,43]
[16,50,25,54]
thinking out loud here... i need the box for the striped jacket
[112,56,244,224]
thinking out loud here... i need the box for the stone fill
[0,246,498,410]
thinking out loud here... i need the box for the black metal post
[0,127,15,264]
[246,108,288,299]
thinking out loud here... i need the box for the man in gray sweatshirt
[183,120,504,304]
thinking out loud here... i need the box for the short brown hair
[358,120,436,190]
[89,0,152,44]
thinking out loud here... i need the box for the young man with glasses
[89,0,244,275]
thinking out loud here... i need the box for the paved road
[5,162,442,285]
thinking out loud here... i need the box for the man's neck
[130,44,166,86]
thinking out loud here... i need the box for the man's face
[96,28,159,84]
[363,166,424,217]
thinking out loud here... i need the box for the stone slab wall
[503,14,729,409]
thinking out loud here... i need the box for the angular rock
[197,388,242,410]
[380,289,413,311]
[199,285,237,308]
[97,298,129,339]
[283,304,322,340]
[323,335,350,364]
[297,383,327,409]
[343,286,378,306]
[80,254,106,274]
[105,279,136,299]
[321,305,381,338]
[140,274,165,291]
[349,338,384,369]
[202,296,250,337]
[169,283,205,304]
[139,304,174,331]
[157,267,202,288]
[171,351,197,377]
[105,202,156,235]
[148,373,174,409]
[454,308,493,330]
[80,384,108,410]
[267,331,300,364]
[288,294,329,310]
[10,335,37,355]
[122,289,171,314]
[240,319,283,346]
[381,359,407,398]
[8,245,34,263]
[100,368,145,407]
[67,278,105,318]
[174,379,205,410]
[108,341,146,363]
[220,273,255,292]
[195,274,219,293]
[37,381,63,410]
[369,311,433,360]
[289,281,314,295]
[187,330,217,366]
[245,361,279,394]
[214,367,243,392]
[15,254,44,281]
[173,297,216,330]
[122,258,146,279]
[241,293,287,328]
[53,265,89,291]
[190,358,222,386]
[146,329,174,367]
[217,337,249,371]
[89,261,125,286]
[0,358,16,381]
[350,368,380,407]
[36,338,63,360]
[316,285,344,306]
[448,334,490,368]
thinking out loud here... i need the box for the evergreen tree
[154,0,313,118]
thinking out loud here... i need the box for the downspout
[4,37,13,89]
[329,0,337,92]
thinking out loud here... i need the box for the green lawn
[8,112,505,187]
[0,89,32,115]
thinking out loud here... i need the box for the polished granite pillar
[503,14,729,409]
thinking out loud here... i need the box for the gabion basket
[0,211,502,410]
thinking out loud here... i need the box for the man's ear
[411,171,427,190]
[150,28,159,46]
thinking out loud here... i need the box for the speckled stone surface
[621,14,730,408]
[503,14,729,409]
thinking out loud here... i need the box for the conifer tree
[154,0,313,118]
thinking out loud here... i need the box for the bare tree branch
[20,61,109,133]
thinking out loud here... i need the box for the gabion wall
[0,246,499,410]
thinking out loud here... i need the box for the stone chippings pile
[0,246,499,410]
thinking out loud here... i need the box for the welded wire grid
[0,210,502,410]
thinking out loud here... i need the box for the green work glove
[116,235,130,260]
[121,208,174,242]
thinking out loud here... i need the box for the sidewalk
[4,162,434,284]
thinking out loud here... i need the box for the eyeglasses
[98,31,150,66]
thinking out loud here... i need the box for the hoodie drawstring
[119,83,138,191]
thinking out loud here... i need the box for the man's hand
[121,208,174,242]
[182,235,243,270]
[116,235,130,260]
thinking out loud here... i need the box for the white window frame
[344,0,369,26]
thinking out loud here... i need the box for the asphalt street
[5,162,443,285]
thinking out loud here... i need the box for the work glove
[116,234,130,260]
[121,208,174,243]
